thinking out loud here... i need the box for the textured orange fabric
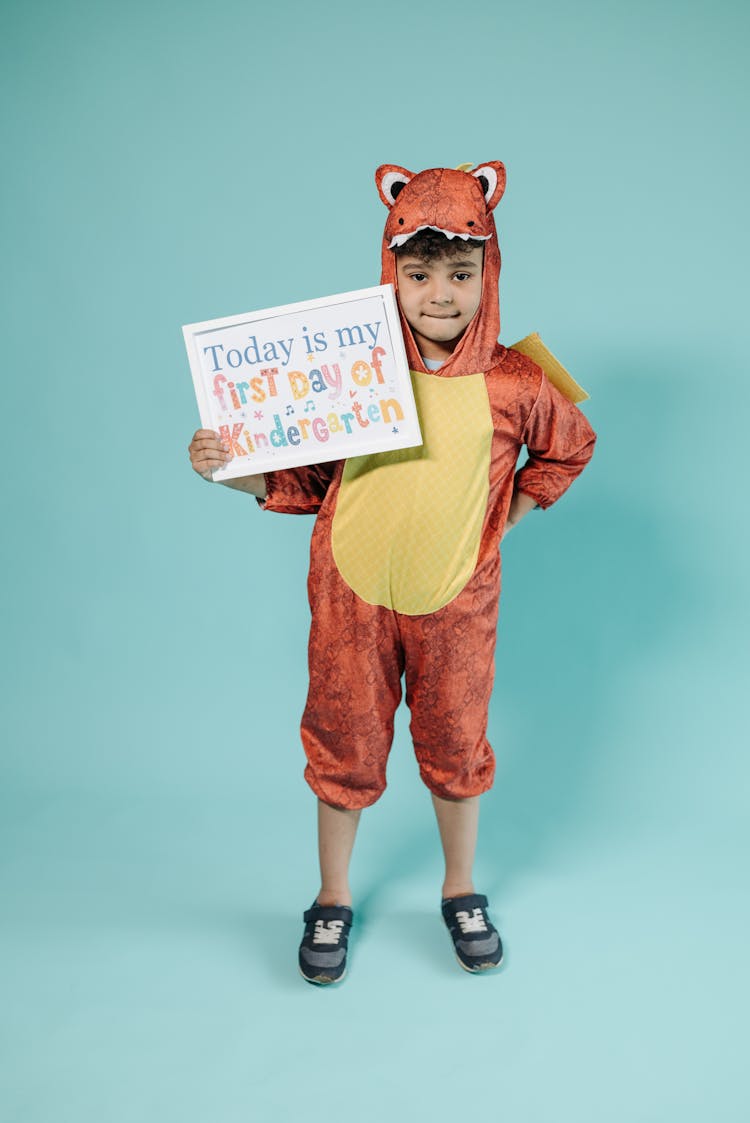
[262,163,597,808]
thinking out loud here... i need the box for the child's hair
[393,229,486,262]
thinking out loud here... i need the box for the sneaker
[441,893,503,973]
[298,902,353,985]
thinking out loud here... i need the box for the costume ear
[472,162,507,210]
[375,165,414,208]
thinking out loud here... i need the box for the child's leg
[316,799,361,907]
[400,575,499,803]
[433,792,504,972]
[302,530,405,809]
[432,793,479,899]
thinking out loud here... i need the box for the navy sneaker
[441,893,503,973]
[298,902,353,985]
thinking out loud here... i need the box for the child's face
[395,245,484,361]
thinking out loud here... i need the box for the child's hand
[188,428,268,498]
[188,428,230,481]
[502,490,538,538]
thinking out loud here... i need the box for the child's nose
[430,280,454,304]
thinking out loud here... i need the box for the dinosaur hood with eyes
[376,162,506,378]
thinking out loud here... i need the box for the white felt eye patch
[472,165,498,204]
[380,170,412,206]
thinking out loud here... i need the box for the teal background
[2,0,748,1119]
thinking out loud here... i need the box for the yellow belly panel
[331,370,493,615]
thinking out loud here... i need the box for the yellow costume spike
[455,162,474,172]
[509,333,590,403]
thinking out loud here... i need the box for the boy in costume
[188,161,596,984]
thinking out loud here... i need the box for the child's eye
[409,272,427,282]
[453,272,471,281]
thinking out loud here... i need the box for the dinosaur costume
[262,162,596,809]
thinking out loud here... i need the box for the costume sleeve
[259,460,341,515]
[514,373,596,509]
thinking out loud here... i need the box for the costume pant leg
[301,523,404,809]
[399,556,500,800]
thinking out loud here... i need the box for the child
[188,162,596,984]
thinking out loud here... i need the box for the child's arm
[188,428,267,498]
[513,373,597,511]
[188,428,339,512]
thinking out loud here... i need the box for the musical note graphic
[285,404,294,416]
[304,400,316,413]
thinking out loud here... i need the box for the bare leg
[316,799,361,907]
[432,793,480,899]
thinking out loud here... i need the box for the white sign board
[183,284,422,480]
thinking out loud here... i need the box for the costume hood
[376,162,506,377]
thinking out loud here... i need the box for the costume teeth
[388,225,491,250]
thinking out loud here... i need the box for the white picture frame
[183,284,422,480]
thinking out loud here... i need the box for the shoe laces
[455,907,488,935]
[312,919,345,946]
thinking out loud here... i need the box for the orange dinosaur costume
[261,163,596,809]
